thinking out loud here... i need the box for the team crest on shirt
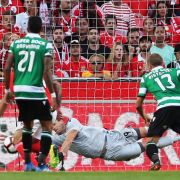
[11,6,17,13]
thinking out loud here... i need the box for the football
[3,136,17,154]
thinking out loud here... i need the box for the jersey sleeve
[66,118,83,134]
[45,42,53,57]
[177,69,180,80]
[8,42,15,54]
[137,77,147,97]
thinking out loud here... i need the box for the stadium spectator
[0,32,12,76]
[73,17,89,56]
[52,26,69,78]
[167,43,180,68]
[124,28,140,62]
[123,0,156,17]
[0,10,20,41]
[15,0,38,34]
[54,0,76,36]
[62,39,89,78]
[82,28,111,60]
[82,54,111,79]
[72,1,104,30]
[100,14,126,48]
[130,36,152,77]
[37,0,51,26]
[105,42,129,79]
[141,18,156,42]
[0,0,24,24]
[150,25,176,67]
[101,0,136,36]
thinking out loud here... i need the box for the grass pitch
[0,171,180,180]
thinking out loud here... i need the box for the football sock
[157,136,174,148]
[146,142,160,164]
[22,128,32,164]
[157,136,180,148]
[38,131,52,166]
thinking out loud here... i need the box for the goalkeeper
[51,118,180,167]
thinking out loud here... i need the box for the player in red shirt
[100,14,126,48]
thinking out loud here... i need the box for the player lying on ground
[136,54,180,170]
[52,118,180,169]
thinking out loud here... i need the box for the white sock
[157,137,174,148]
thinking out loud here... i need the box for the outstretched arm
[136,96,151,125]
[60,130,78,156]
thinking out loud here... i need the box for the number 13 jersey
[138,66,180,110]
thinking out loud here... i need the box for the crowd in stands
[0,0,180,79]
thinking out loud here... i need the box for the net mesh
[0,0,179,171]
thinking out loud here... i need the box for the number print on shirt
[18,51,35,72]
[154,74,175,91]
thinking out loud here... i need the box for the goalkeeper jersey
[138,66,180,110]
[9,33,53,100]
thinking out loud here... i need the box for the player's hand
[58,152,64,161]
[144,114,152,126]
[51,97,58,111]
[5,92,14,104]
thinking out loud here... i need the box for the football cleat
[150,161,161,171]
[24,162,38,172]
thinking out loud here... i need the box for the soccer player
[52,118,180,167]
[136,53,180,170]
[4,16,58,171]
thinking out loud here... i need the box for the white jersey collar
[151,66,163,72]
[26,33,41,38]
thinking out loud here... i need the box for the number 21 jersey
[9,33,53,100]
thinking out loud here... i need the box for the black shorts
[147,106,180,137]
[16,100,52,122]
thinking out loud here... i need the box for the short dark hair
[2,10,16,21]
[154,25,165,33]
[28,16,42,33]
[147,54,163,67]
[88,27,100,34]
[52,26,64,33]
[127,28,139,37]
[174,44,180,54]
[105,14,117,25]
[139,36,152,43]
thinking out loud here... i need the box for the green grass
[0,171,180,180]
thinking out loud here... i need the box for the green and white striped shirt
[138,66,180,110]
[9,33,53,100]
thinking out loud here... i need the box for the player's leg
[16,100,39,171]
[108,142,145,161]
[37,100,52,171]
[0,94,8,116]
[146,107,171,171]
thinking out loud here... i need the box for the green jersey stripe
[14,92,46,99]
[157,103,180,110]
[14,85,45,93]
[157,96,180,104]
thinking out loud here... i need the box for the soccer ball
[3,136,17,154]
